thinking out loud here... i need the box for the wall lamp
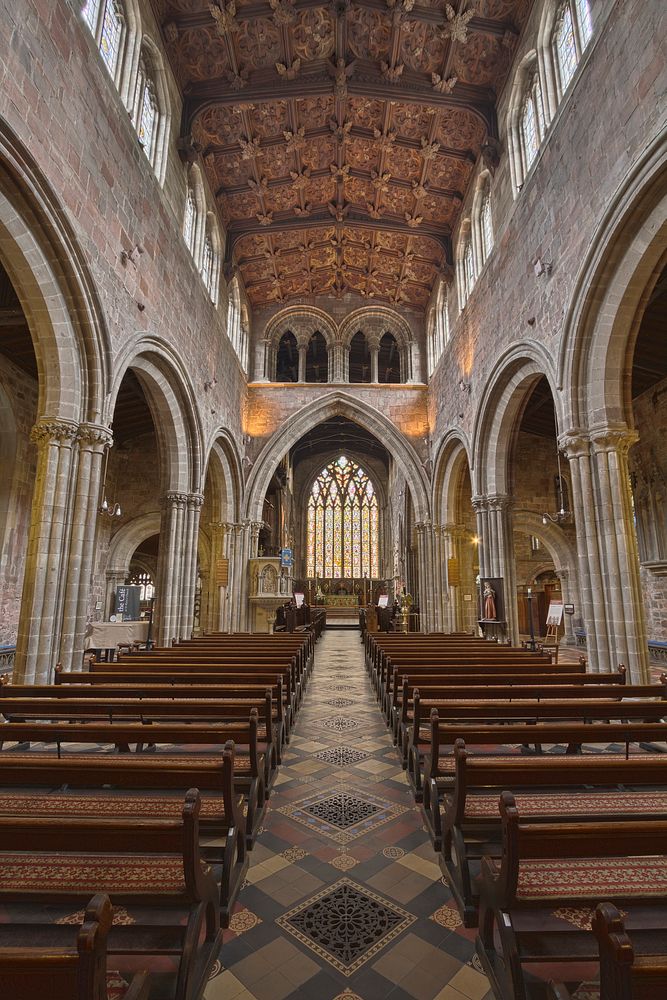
[121,244,145,267]
[459,379,471,394]
[533,257,552,277]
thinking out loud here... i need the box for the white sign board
[378,595,389,608]
[293,592,305,608]
[546,602,564,626]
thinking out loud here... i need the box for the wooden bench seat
[0,719,267,849]
[475,797,667,1000]
[0,790,222,1000]
[0,746,248,925]
[435,745,667,925]
[416,714,667,803]
[549,902,667,1000]
[0,694,280,805]
[0,893,151,1000]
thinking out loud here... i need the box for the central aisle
[205,630,492,1000]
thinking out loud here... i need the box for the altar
[323,594,359,608]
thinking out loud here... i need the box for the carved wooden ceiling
[153,0,531,309]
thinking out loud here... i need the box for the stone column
[177,492,204,639]
[556,567,576,646]
[297,344,307,383]
[155,491,188,645]
[592,429,648,680]
[415,521,436,632]
[330,341,346,382]
[14,418,79,683]
[440,524,457,632]
[370,344,379,384]
[59,423,112,670]
[204,521,225,632]
[222,521,240,632]
[472,493,518,643]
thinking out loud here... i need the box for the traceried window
[574,0,593,45]
[307,456,379,579]
[82,0,124,81]
[201,234,214,297]
[553,3,577,92]
[459,236,475,307]
[480,191,494,263]
[183,187,196,254]
[134,52,159,163]
[519,70,546,174]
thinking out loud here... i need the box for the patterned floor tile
[205,629,492,1000]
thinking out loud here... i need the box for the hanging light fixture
[98,445,122,519]
[542,437,570,525]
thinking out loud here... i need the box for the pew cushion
[499,856,667,901]
[456,790,667,819]
[0,853,195,895]
[0,792,241,824]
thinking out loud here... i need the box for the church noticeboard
[447,558,460,587]
[216,558,229,586]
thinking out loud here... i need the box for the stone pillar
[330,341,346,382]
[59,423,112,669]
[204,521,225,632]
[222,521,240,632]
[556,567,576,646]
[415,521,436,632]
[177,492,204,639]
[14,418,79,683]
[155,491,188,645]
[370,345,379,384]
[472,493,518,643]
[297,344,307,383]
[592,429,649,681]
[259,337,271,382]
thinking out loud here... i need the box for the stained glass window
[463,239,475,301]
[554,3,577,93]
[183,187,196,253]
[480,192,494,262]
[520,71,545,173]
[82,0,101,32]
[135,54,158,162]
[99,0,122,77]
[201,233,214,296]
[306,455,379,578]
[574,0,593,46]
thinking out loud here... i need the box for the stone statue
[483,581,497,620]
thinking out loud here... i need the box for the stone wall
[0,356,37,644]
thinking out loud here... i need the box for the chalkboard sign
[115,585,142,621]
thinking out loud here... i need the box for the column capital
[30,417,79,446]
[486,493,513,512]
[558,429,590,459]
[471,494,487,513]
[187,492,205,510]
[162,491,188,508]
[77,422,113,448]
[589,425,639,456]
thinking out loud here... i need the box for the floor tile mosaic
[204,629,493,1000]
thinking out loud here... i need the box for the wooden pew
[56,666,297,736]
[0,893,151,1000]
[0,790,222,1000]
[475,795,667,1000]
[436,744,667,925]
[391,671,634,748]
[418,714,667,805]
[0,745,248,926]
[550,902,667,1000]
[0,691,280,794]
[0,718,266,848]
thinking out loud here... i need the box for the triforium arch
[470,345,562,645]
[264,306,338,382]
[107,341,205,646]
[338,306,415,383]
[199,428,244,633]
[0,123,113,683]
[555,133,667,681]
[431,431,476,632]
[243,392,436,628]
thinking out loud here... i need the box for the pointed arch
[431,430,472,525]
[244,391,431,523]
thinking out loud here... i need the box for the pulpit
[249,557,292,632]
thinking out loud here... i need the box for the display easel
[542,602,564,663]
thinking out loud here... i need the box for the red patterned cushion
[516,856,667,901]
[0,854,187,894]
[463,790,667,819]
[0,791,229,822]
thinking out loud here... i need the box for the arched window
[479,190,494,264]
[519,69,546,175]
[133,50,159,164]
[201,235,214,296]
[349,331,370,383]
[82,0,125,82]
[276,331,298,381]
[306,456,379,578]
[378,332,401,383]
[305,332,328,383]
[552,0,594,99]
[458,230,475,308]
[200,214,221,304]
[183,187,197,255]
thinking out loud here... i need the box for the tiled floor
[205,629,493,1000]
